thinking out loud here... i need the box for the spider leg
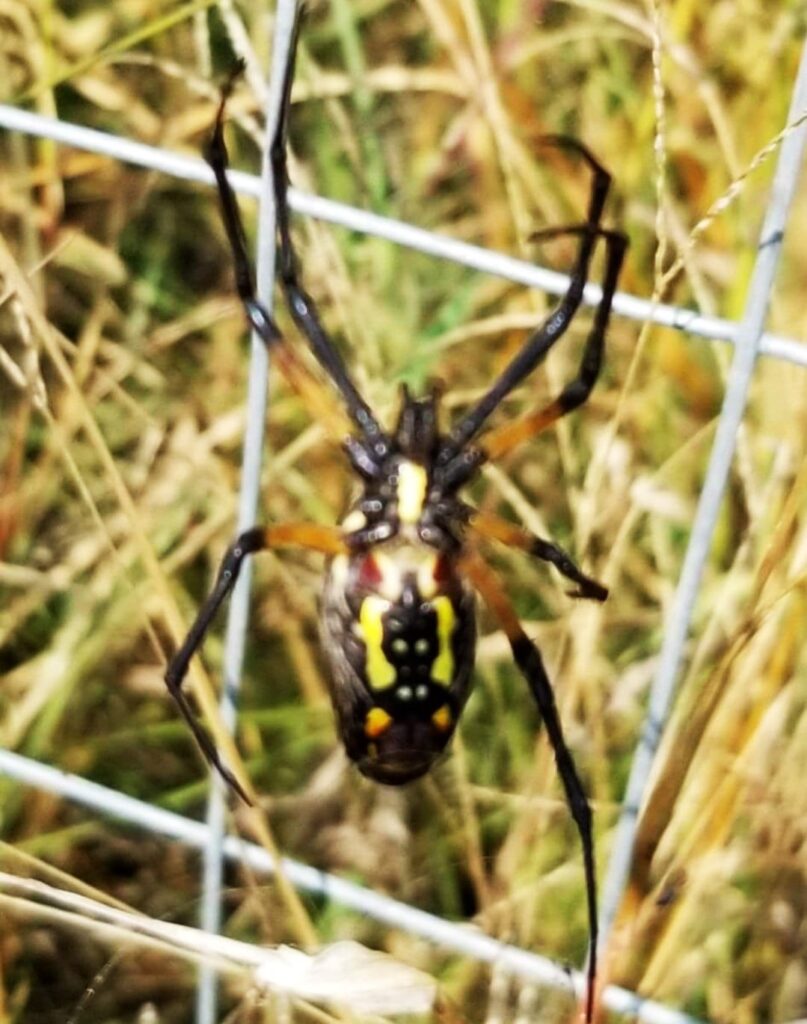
[461,548,598,1024]
[204,71,354,441]
[165,523,346,802]
[469,510,607,601]
[267,10,389,457]
[443,138,616,459]
[481,225,627,460]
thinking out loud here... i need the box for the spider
[164,11,626,1022]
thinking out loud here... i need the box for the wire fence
[196,3,295,1019]
[0,748,703,1024]
[1,2,806,1023]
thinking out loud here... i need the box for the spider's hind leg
[461,547,599,1023]
[164,523,345,802]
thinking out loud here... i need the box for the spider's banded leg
[165,523,346,802]
[444,138,614,458]
[205,75,351,439]
[481,227,628,461]
[461,549,599,1024]
[267,11,389,456]
[469,510,607,601]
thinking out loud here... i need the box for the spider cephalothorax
[342,384,481,549]
[164,10,626,1021]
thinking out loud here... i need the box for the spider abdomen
[320,539,476,785]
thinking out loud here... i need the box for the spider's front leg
[263,7,389,456]
[461,548,599,1024]
[444,138,616,459]
[165,523,345,802]
[481,224,628,461]
[205,53,390,486]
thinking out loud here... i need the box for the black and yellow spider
[165,12,626,1022]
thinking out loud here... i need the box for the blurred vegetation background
[1,0,807,1022]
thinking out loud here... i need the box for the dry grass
[1,1,807,1022]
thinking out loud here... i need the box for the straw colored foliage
[1,0,806,1022]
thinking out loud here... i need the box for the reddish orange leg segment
[165,523,345,802]
[271,344,352,439]
[460,549,599,1023]
[261,522,347,556]
[469,510,607,601]
[481,398,567,460]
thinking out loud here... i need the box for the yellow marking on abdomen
[358,595,397,690]
[365,706,393,737]
[397,460,428,525]
[432,704,453,732]
[432,596,456,686]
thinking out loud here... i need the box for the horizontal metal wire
[0,103,805,368]
[0,748,703,1024]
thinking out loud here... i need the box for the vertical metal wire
[598,36,807,951]
[195,3,298,1022]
